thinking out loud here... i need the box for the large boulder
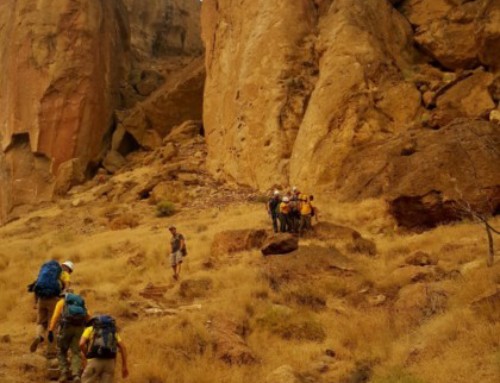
[431,71,495,127]
[0,0,130,223]
[402,0,500,70]
[211,229,269,256]
[261,233,299,256]
[336,120,500,229]
[113,57,205,151]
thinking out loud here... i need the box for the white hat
[62,261,74,272]
[273,190,280,195]
[283,196,290,202]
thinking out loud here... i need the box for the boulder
[404,0,500,70]
[211,229,269,256]
[336,120,500,229]
[432,71,495,127]
[209,319,257,365]
[103,151,127,174]
[164,120,203,143]
[115,58,205,146]
[150,181,189,205]
[53,158,86,195]
[261,233,299,256]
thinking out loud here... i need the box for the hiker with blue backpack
[29,260,75,355]
[48,291,90,383]
[80,315,129,382]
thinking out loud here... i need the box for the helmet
[273,190,280,196]
[61,261,74,272]
[283,197,290,202]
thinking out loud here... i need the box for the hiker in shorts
[29,260,75,355]
[169,225,187,280]
[48,292,90,383]
[80,315,129,383]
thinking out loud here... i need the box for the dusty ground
[0,137,499,383]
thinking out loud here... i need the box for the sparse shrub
[109,213,140,230]
[196,224,208,233]
[156,200,176,217]
[285,287,326,311]
[372,368,426,383]
[179,277,213,300]
[257,306,326,342]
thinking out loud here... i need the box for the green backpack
[62,293,87,326]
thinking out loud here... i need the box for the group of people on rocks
[267,186,317,235]
[29,260,128,383]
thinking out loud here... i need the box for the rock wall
[0,0,204,223]
[0,0,130,222]
[202,0,419,187]
[202,0,500,226]
[124,0,203,58]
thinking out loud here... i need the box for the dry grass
[0,197,499,383]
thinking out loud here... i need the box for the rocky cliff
[201,0,500,227]
[0,0,203,223]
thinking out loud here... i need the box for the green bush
[156,200,176,217]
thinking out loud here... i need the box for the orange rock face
[0,0,204,223]
[201,0,499,225]
[201,0,419,189]
[0,0,130,222]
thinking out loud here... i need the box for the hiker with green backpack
[29,260,75,355]
[48,292,90,383]
[80,315,129,382]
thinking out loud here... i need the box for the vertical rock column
[0,0,130,222]
[201,0,318,188]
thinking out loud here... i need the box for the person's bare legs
[176,262,182,279]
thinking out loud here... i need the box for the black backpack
[86,315,118,359]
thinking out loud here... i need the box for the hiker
[291,186,301,202]
[48,292,90,383]
[267,190,281,233]
[299,194,314,235]
[29,260,75,355]
[80,315,129,382]
[310,195,319,222]
[279,197,292,233]
[169,225,187,280]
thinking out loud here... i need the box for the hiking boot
[30,336,44,353]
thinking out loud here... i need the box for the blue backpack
[86,315,118,359]
[62,293,87,326]
[34,260,62,298]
